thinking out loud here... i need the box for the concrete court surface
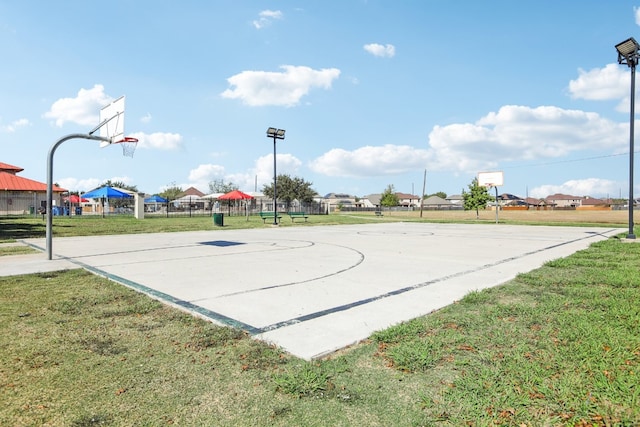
[5,221,623,360]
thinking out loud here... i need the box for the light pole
[616,37,640,239]
[266,127,285,225]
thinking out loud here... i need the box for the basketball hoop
[113,136,138,158]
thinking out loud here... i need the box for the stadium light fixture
[616,37,640,239]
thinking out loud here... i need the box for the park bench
[288,211,309,222]
[375,211,384,217]
[259,211,282,223]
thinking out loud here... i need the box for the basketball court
[6,222,623,360]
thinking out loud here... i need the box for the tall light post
[616,37,640,239]
[266,127,285,225]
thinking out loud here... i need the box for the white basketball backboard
[477,171,504,187]
[98,96,125,147]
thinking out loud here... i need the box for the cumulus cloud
[363,43,396,58]
[425,105,626,173]
[188,164,226,183]
[309,145,429,177]
[529,178,620,199]
[57,176,133,193]
[44,84,113,127]
[568,64,630,111]
[1,118,30,132]
[129,132,183,150]
[221,65,341,107]
[255,153,302,182]
[253,9,283,29]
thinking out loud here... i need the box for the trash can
[29,206,35,215]
[75,207,82,215]
[213,213,224,226]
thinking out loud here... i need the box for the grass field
[1,213,639,426]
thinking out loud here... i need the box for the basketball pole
[46,133,110,260]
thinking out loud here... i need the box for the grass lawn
[1,214,639,425]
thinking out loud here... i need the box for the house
[446,194,464,205]
[0,162,66,215]
[545,193,583,208]
[578,196,613,210]
[422,195,458,210]
[497,193,525,206]
[524,197,547,209]
[324,193,358,210]
[396,192,421,208]
[362,194,382,207]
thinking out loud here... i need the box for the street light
[266,127,285,225]
[616,37,640,239]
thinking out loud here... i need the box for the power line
[502,151,639,170]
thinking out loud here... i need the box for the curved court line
[257,229,619,333]
[213,241,365,298]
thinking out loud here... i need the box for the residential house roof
[422,195,450,206]
[524,197,546,206]
[180,186,205,197]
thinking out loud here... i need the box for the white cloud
[188,164,226,183]
[44,84,113,127]
[253,9,283,29]
[140,113,152,124]
[568,64,630,111]
[129,132,183,150]
[57,176,133,193]
[363,43,396,58]
[186,154,302,193]
[309,145,429,177]
[1,118,30,132]
[221,65,341,107]
[635,6,640,25]
[425,105,626,173]
[529,178,620,199]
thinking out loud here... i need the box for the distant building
[0,161,66,215]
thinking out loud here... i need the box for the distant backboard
[98,96,125,147]
[477,171,504,187]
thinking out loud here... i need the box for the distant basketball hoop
[478,171,504,224]
[477,171,504,188]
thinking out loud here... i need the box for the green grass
[0,213,379,241]
[1,216,639,425]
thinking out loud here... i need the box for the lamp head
[616,37,640,66]
[266,127,286,139]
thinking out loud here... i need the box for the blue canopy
[82,186,133,199]
[144,195,168,203]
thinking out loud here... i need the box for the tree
[462,178,493,219]
[102,180,137,192]
[429,191,447,199]
[380,184,399,207]
[159,185,183,202]
[209,179,237,194]
[262,174,317,211]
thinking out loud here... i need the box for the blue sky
[2,1,640,199]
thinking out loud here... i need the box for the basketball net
[114,136,138,158]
